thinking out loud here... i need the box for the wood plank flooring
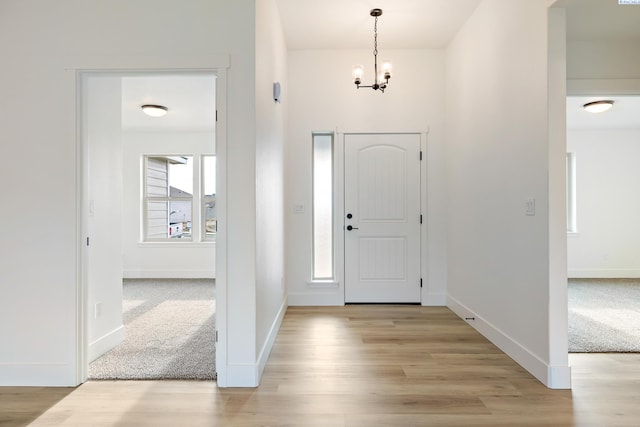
[2,306,640,426]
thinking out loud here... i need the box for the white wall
[0,0,258,386]
[254,0,287,378]
[122,131,215,279]
[568,41,640,80]
[444,0,569,388]
[568,129,640,277]
[85,76,124,363]
[285,49,447,306]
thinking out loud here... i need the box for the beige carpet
[569,278,640,353]
[89,279,216,380]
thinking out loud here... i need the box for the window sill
[306,280,339,289]
[138,241,216,248]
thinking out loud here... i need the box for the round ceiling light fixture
[583,100,614,113]
[141,104,168,117]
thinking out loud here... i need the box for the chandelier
[352,8,392,92]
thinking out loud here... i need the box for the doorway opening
[80,72,218,380]
[566,95,640,353]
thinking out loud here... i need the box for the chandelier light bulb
[353,65,364,85]
[382,60,392,79]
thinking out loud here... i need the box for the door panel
[344,133,421,303]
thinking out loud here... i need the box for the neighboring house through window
[144,155,215,242]
[202,155,217,241]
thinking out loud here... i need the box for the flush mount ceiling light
[353,8,392,93]
[583,100,614,113]
[141,104,168,117]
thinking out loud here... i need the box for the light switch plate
[525,198,535,216]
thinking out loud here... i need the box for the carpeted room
[89,279,216,381]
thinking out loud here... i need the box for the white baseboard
[288,292,345,306]
[568,269,640,278]
[447,295,571,389]
[222,297,288,387]
[548,365,572,389]
[0,363,76,386]
[422,292,446,306]
[224,363,259,387]
[123,270,215,279]
[257,296,288,380]
[88,325,124,363]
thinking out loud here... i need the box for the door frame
[335,131,429,305]
[74,56,229,385]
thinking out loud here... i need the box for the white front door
[344,133,421,303]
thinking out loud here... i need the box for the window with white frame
[566,152,577,233]
[312,133,334,279]
[143,155,216,242]
[202,155,217,241]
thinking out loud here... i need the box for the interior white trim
[288,292,345,306]
[447,295,571,389]
[223,296,287,387]
[88,325,124,363]
[257,297,288,380]
[225,363,259,387]
[123,270,215,279]
[0,363,72,387]
[65,55,230,72]
[422,293,446,306]
[213,67,229,387]
[306,280,339,288]
[568,269,640,278]
[74,56,230,388]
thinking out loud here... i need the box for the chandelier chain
[373,15,379,84]
[373,16,378,57]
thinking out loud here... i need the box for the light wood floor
[3,306,640,426]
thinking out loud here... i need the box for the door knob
[346,225,359,231]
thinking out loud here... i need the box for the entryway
[343,133,422,303]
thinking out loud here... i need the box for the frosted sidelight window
[313,133,334,279]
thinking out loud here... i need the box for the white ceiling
[121,74,216,132]
[567,96,640,130]
[120,1,640,132]
[274,0,481,50]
